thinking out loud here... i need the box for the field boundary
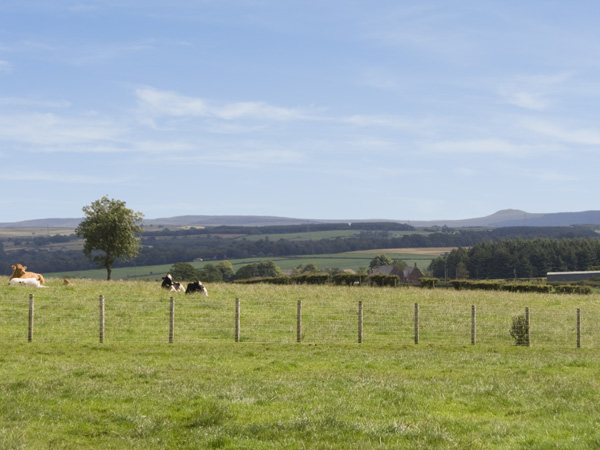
[3,292,592,348]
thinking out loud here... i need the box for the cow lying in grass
[161,274,185,292]
[9,278,47,288]
[9,264,45,284]
[185,281,208,296]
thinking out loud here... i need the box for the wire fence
[1,292,598,348]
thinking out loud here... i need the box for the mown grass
[2,279,600,448]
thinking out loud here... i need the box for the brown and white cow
[9,264,45,284]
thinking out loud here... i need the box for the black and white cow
[185,281,208,296]
[161,274,185,292]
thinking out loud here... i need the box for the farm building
[371,263,424,283]
[546,270,600,283]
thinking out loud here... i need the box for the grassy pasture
[1,279,600,448]
[238,230,431,241]
[44,248,449,281]
[0,227,75,238]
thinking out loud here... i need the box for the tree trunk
[106,265,112,281]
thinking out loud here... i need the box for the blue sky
[1,1,599,223]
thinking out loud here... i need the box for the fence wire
[0,293,597,347]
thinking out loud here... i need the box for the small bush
[420,277,439,289]
[510,314,529,346]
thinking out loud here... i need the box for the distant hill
[1,209,599,229]
[406,209,600,228]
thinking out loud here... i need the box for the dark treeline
[144,221,416,237]
[429,238,600,280]
[0,224,598,276]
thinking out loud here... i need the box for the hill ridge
[1,210,599,229]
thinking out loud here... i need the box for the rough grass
[2,279,600,448]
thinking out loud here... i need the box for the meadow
[44,248,449,281]
[2,279,600,448]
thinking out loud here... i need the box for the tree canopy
[369,254,394,270]
[75,196,144,280]
[235,260,283,280]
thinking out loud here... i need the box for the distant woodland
[1,222,599,279]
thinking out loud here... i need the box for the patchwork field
[44,249,450,281]
[1,279,600,448]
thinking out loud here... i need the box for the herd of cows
[161,274,208,296]
[6,263,208,296]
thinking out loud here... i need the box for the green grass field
[2,279,600,448]
[44,250,443,281]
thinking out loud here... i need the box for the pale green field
[0,227,75,237]
[238,230,430,241]
[44,251,441,281]
[1,280,600,448]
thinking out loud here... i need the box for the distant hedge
[449,280,591,294]
[234,273,403,287]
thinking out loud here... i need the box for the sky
[1,0,599,223]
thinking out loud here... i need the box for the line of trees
[1,224,599,276]
[429,238,600,280]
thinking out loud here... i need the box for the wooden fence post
[169,297,174,344]
[471,305,476,345]
[235,298,240,342]
[99,295,105,343]
[28,294,34,343]
[414,303,419,345]
[525,307,530,347]
[577,308,581,349]
[358,301,363,344]
[297,300,302,343]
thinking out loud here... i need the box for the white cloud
[341,114,427,130]
[168,147,304,168]
[0,60,12,73]
[521,118,600,146]
[0,170,126,184]
[0,97,71,108]
[429,138,549,156]
[499,72,573,110]
[512,167,576,183]
[135,87,315,122]
[0,113,125,146]
[503,91,548,110]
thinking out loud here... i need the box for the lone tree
[75,196,144,280]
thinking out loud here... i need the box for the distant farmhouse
[371,263,424,284]
[547,271,600,283]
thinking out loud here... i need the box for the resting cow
[169,282,185,292]
[185,281,208,296]
[10,278,47,288]
[162,273,185,292]
[161,274,174,289]
[9,264,45,284]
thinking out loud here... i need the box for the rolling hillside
[2,209,600,229]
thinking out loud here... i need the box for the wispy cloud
[0,97,71,108]
[429,138,554,156]
[165,146,304,168]
[511,167,577,183]
[0,113,126,146]
[0,170,126,184]
[499,72,573,110]
[0,60,12,73]
[521,118,600,145]
[136,87,316,122]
